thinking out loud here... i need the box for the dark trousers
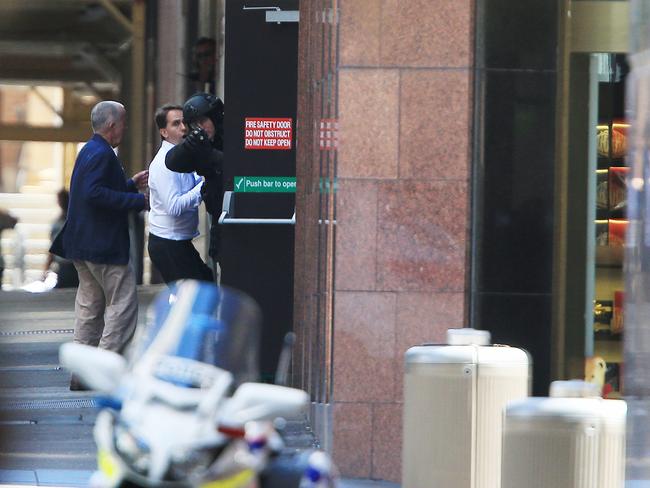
[148,233,213,285]
[56,262,79,288]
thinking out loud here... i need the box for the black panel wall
[222,0,299,381]
[473,0,560,395]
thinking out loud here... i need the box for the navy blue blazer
[51,134,146,265]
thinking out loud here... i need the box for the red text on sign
[244,118,293,150]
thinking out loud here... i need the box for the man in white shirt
[147,104,213,284]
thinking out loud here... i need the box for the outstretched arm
[165,127,223,177]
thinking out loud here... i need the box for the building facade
[294,0,633,482]
[295,0,473,480]
[0,0,640,482]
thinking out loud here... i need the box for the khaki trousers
[72,260,138,353]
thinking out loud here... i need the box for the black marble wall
[473,0,560,395]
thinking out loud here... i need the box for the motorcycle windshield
[129,280,261,386]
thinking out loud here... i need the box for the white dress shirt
[148,140,203,240]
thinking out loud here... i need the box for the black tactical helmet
[182,92,224,124]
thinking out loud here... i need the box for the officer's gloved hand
[185,126,209,149]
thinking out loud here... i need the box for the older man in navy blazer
[51,101,148,389]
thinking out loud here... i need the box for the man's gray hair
[90,101,125,132]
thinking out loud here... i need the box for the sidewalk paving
[0,470,399,487]
[340,479,399,488]
[0,286,400,488]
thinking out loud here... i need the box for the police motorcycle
[59,280,337,488]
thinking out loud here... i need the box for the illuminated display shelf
[595,244,624,267]
[591,115,628,398]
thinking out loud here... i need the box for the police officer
[165,92,224,277]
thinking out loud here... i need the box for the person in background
[189,37,217,94]
[0,209,18,288]
[147,103,212,284]
[49,100,148,390]
[42,189,78,288]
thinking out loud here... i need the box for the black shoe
[69,375,90,391]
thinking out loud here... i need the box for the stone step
[0,192,57,210]
[4,208,59,224]
[1,192,61,289]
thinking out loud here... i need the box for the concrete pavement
[0,286,399,488]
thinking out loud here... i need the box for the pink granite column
[295,0,474,482]
[332,0,474,481]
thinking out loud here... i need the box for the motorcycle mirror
[274,332,296,386]
[59,343,127,392]
[219,383,309,428]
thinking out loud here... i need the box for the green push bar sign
[234,176,296,193]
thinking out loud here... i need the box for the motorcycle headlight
[113,423,151,476]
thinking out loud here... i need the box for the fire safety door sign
[244,117,292,150]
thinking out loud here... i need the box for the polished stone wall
[295,0,473,481]
[472,0,559,396]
